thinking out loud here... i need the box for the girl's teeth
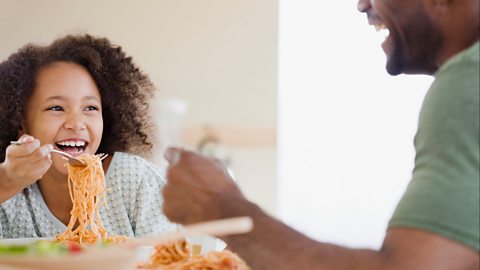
[57,141,86,147]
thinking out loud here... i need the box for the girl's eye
[85,105,99,111]
[46,106,63,111]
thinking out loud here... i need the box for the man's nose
[357,0,372,12]
[64,113,87,131]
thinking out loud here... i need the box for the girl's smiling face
[23,61,103,176]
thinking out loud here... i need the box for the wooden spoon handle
[130,216,253,247]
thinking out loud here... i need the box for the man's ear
[427,0,452,12]
[433,0,451,5]
[424,0,453,27]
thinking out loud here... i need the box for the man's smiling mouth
[373,23,390,41]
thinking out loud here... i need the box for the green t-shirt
[389,41,480,251]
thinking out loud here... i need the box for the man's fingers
[164,147,183,165]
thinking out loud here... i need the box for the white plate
[187,236,227,255]
[0,236,227,269]
[0,238,138,270]
[0,237,52,245]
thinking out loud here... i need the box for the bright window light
[278,0,433,248]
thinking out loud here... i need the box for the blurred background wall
[0,0,278,214]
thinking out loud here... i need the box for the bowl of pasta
[137,238,250,270]
[134,236,227,265]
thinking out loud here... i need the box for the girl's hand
[0,135,53,190]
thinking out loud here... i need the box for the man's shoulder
[426,42,479,113]
[435,41,479,84]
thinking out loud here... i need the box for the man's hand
[163,147,248,224]
[0,135,52,202]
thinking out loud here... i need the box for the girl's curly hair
[0,34,156,162]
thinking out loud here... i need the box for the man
[162,0,479,269]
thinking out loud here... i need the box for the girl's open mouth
[55,140,89,156]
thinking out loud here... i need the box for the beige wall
[0,0,278,213]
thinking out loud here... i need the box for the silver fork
[50,149,86,166]
[10,140,86,166]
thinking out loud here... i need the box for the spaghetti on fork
[55,153,126,245]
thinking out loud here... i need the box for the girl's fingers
[5,144,53,183]
[27,156,53,180]
[14,134,35,144]
[29,144,53,162]
[7,139,41,158]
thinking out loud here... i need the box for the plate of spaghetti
[137,239,251,270]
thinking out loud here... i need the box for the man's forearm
[221,201,383,270]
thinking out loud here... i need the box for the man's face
[358,0,443,75]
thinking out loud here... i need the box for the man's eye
[46,106,63,111]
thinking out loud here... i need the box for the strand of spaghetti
[66,165,79,235]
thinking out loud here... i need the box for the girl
[0,34,174,239]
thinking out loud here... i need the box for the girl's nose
[357,0,372,12]
[64,113,87,131]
